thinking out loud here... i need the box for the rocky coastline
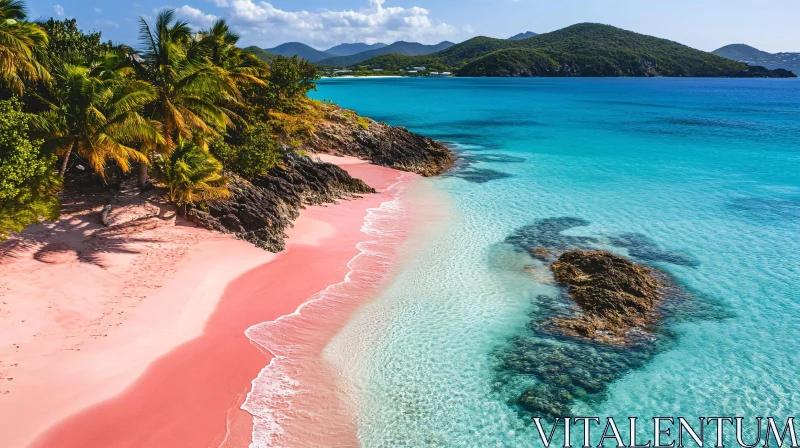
[189,114,454,251]
[187,153,375,252]
[309,106,455,177]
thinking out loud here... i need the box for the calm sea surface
[310,78,800,447]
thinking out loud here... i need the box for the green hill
[712,44,772,61]
[265,42,332,62]
[244,46,278,63]
[359,24,796,78]
[713,44,800,75]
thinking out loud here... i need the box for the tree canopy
[0,2,321,238]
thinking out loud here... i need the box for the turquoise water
[311,78,800,447]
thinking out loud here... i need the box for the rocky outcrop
[188,152,375,252]
[549,250,663,344]
[308,106,455,177]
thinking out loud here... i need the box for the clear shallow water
[311,78,800,447]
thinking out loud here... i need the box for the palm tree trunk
[59,143,75,177]
[138,163,149,189]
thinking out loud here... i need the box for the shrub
[0,98,61,239]
[211,122,282,179]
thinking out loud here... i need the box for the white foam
[240,173,415,447]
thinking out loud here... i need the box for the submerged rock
[531,247,550,261]
[309,105,455,176]
[550,250,662,345]
[188,153,375,252]
[493,219,708,420]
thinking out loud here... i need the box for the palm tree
[30,63,164,177]
[162,138,229,214]
[202,19,267,87]
[135,9,241,187]
[0,0,50,93]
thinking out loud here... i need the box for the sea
[305,77,800,447]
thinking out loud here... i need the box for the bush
[264,55,319,112]
[212,122,282,179]
[0,98,61,239]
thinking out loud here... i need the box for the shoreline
[0,155,421,447]
[241,156,422,446]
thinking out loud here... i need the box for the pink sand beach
[0,155,416,447]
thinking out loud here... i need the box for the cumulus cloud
[180,0,458,47]
[53,4,64,16]
[175,5,219,29]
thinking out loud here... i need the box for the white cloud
[175,5,219,29]
[94,8,102,13]
[53,4,64,16]
[180,0,458,47]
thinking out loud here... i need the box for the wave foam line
[241,173,416,447]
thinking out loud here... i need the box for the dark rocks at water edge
[188,153,375,252]
[308,106,455,177]
[187,105,453,252]
[549,250,663,345]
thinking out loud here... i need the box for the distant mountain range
[509,31,537,40]
[317,41,455,67]
[246,40,455,66]
[712,44,800,75]
[324,42,387,57]
[265,42,332,62]
[356,23,795,78]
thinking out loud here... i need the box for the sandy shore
[0,155,414,447]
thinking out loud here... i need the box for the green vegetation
[0,98,61,239]
[457,48,560,77]
[161,139,230,213]
[262,56,319,111]
[0,0,51,93]
[30,63,159,177]
[0,1,321,238]
[360,23,796,78]
[210,122,280,179]
[243,46,278,63]
[37,18,112,67]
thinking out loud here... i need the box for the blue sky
[26,0,800,53]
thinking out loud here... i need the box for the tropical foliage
[30,63,161,176]
[0,98,61,239]
[37,18,112,68]
[161,139,230,212]
[0,0,50,93]
[0,1,320,239]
